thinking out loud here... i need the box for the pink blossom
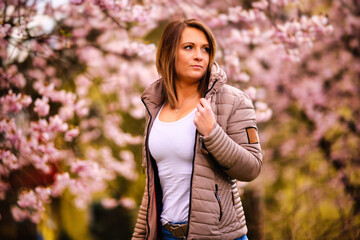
[228,6,266,23]
[245,87,257,100]
[207,14,228,28]
[17,190,38,208]
[271,0,298,7]
[71,0,86,5]
[11,73,26,88]
[49,115,68,132]
[34,97,50,117]
[32,57,47,68]
[80,129,101,143]
[103,115,142,146]
[255,101,273,122]
[35,187,51,202]
[51,90,76,106]
[119,197,136,209]
[45,66,56,77]
[120,150,134,164]
[71,160,110,181]
[29,212,43,224]
[75,99,90,117]
[97,147,138,181]
[0,91,32,114]
[33,81,55,96]
[1,150,20,170]
[27,69,46,82]
[75,75,92,97]
[101,198,119,209]
[0,23,11,38]
[65,128,80,141]
[130,95,145,119]
[11,206,27,222]
[15,187,51,222]
[252,0,269,10]
[59,105,75,121]
[51,172,71,197]
[238,72,250,82]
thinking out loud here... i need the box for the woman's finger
[200,98,211,109]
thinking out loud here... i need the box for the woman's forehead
[180,27,209,45]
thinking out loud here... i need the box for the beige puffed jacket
[132,62,262,240]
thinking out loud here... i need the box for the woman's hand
[194,98,215,137]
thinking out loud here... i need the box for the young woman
[132,19,262,240]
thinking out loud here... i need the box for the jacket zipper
[204,79,218,97]
[214,184,223,221]
[141,99,152,240]
[186,78,219,237]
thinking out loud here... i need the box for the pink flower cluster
[274,15,333,48]
[33,80,89,121]
[0,91,32,115]
[34,97,50,117]
[103,115,142,147]
[0,65,26,89]
[69,160,112,208]
[11,187,51,223]
[101,196,136,210]
[86,147,138,181]
[227,6,267,24]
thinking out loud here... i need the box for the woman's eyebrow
[181,41,209,46]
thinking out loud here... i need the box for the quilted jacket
[132,62,262,240]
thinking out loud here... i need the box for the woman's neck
[175,81,200,103]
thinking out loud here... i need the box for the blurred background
[0,0,359,239]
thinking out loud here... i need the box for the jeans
[234,235,249,240]
[161,226,183,240]
[161,222,249,240]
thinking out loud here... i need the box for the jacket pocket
[214,184,223,221]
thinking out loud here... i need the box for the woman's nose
[193,48,203,61]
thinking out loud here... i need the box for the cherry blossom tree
[245,0,360,238]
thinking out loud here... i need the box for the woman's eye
[203,47,210,52]
[184,45,192,50]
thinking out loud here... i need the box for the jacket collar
[141,62,227,111]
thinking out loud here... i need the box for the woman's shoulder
[216,84,253,107]
[142,78,161,93]
[141,78,162,99]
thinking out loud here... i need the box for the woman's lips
[191,65,203,68]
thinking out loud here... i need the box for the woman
[132,19,262,240]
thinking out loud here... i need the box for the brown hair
[156,18,216,108]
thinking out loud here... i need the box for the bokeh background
[0,0,359,239]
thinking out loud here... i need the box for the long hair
[156,19,217,108]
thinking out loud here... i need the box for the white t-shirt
[148,106,196,226]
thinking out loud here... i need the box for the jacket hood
[206,62,227,97]
[209,62,227,87]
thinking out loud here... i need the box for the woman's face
[175,27,210,84]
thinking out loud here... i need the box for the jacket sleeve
[132,178,148,239]
[202,92,262,181]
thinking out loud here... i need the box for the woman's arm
[198,93,262,181]
[132,180,148,239]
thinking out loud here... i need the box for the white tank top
[148,105,196,225]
